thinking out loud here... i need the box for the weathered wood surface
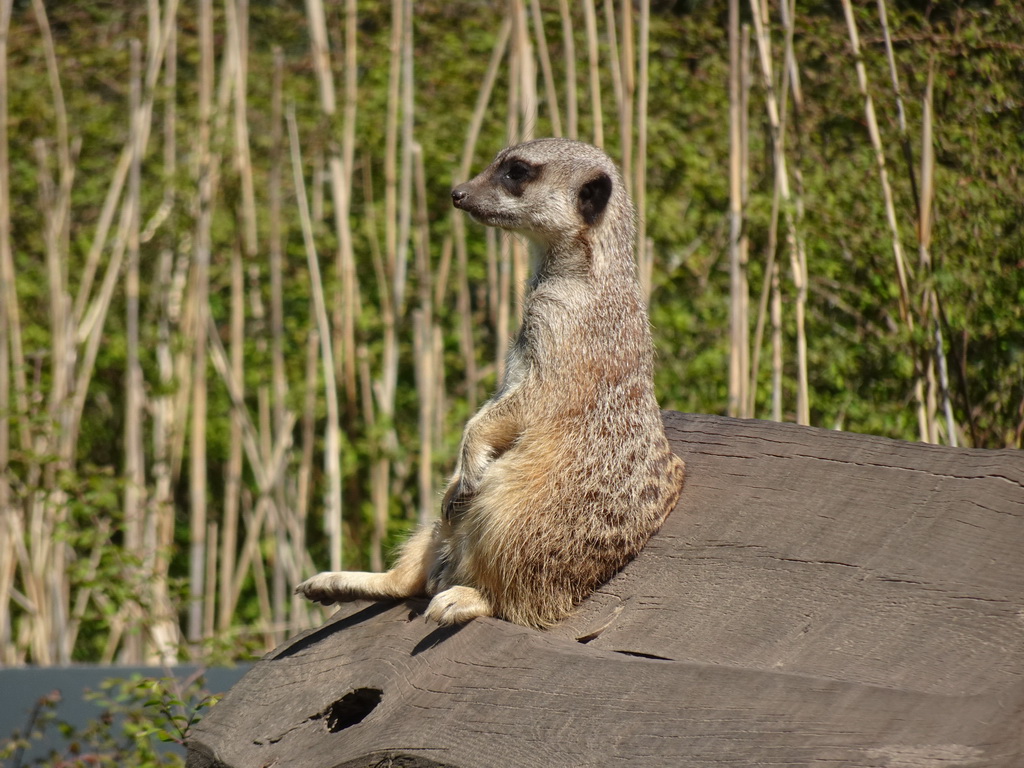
[187,412,1024,768]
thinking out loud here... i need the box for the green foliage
[0,674,219,768]
[3,0,1022,665]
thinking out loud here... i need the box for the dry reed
[0,0,965,666]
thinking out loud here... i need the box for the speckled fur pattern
[296,138,685,628]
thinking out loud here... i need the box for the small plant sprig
[0,672,222,768]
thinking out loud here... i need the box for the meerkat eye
[498,159,538,197]
[505,161,530,181]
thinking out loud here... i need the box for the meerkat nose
[451,186,469,208]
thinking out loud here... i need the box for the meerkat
[296,138,685,629]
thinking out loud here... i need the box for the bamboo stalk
[296,327,320,542]
[148,0,180,666]
[496,233,512,384]
[0,0,14,663]
[122,37,145,665]
[528,0,561,136]
[339,0,362,415]
[288,107,344,573]
[581,0,603,147]
[634,0,651,300]
[32,122,78,664]
[789,234,810,427]
[877,1,953,445]
[71,149,131,329]
[918,62,938,445]
[189,0,215,648]
[217,0,251,634]
[749,0,809,424]
[603,0,623,130]
[432,324,446,465]
[26,0,174,663]
[770,260,783,422]
[780,0,803,116]
[917,65,956,446]
[727,0,749,419]
[311,149,324,221]
[396,0,414,318]
[743,21,774,421]
[251,315,284,644]
[305,0,359,411]
[619,0,635,193]
[205,312,298,618]
[413,144,435,528]
[509,1,531,324]
[360,154,391,573]
[292,326,319,626]
[486,226,499,335]
[34,135,74,448]
[876,0,919,217]
[74,0,179,327]
[840,0,927,441]
[242,496,274,646]
[267,46,296,634]
[232,0,257,257]
[204,520,218,644]
[24,490,51,662]
[777,0,809,427]
[839,4,912,321]
[449,36,496,405]
[369,0,414,571]
[33,4,77,597]
[219,238,244,633]
[269,44,287,483]
[151,243,179,663]
[31,1,72,284]
[558,0,578,139]
[453,215,478,413]
[412,310,435,528]
[371,0,406,573]
[65,516,111,658]
[457,18,510,183]
[100,602,125,665]
[514,0,537,143]
[508,0,523,149]
[8,508,32,664]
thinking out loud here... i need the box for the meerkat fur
[296,138,685,629]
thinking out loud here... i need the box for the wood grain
[188,413,1024,768]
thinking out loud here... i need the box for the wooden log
[187,412,1024,768]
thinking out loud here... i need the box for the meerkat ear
[577,173,612,226]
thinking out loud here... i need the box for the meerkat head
[451,139,634,254]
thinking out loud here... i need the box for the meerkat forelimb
[296,523,438,605]
[296,138,686,629]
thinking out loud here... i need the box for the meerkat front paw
[425,586,492,625]
[295,571,383,605]
[294,572,347,605]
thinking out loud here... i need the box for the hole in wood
[325,687,383,732]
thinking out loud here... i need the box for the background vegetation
[1,672,218,766]
[0,0,1021,666]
